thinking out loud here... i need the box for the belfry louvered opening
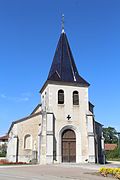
[58,89,64,104]
[73,91,79,105]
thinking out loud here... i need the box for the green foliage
[105,147,120,160]
[103,127,118,144]
[0,151,6,157]
[0,143,7,157]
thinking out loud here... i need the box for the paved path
[0,163,118,180]
[54,162,120,170]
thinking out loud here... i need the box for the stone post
[39,111,47,164]
[87,114,95,163]
[46,113,54,163]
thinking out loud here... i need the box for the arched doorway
[62,129,76,162]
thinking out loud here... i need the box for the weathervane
[62,14,65,33]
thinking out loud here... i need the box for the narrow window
[58,90,64,104]
[73,91,79,105]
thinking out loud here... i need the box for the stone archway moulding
[58,125,78,163]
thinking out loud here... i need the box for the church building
[7,25,105,164]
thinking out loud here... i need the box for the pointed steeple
[47,31,90,86]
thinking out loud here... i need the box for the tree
[103,127,118,144]
[106,147,120,160]
[0,143,7,157]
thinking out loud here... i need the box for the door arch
[62,129,76,162]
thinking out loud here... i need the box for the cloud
[21,92,32,97]
[9,97,29,102]
[0,94,7,99]
[0,92,31,102]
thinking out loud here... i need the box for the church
[7,25,105,164]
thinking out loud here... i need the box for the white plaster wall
[87,115,95,162]
[41,83,89,163]
[46,113,54,164]
[47,114,53,131]
[7,124,18,162]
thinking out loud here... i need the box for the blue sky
[0,0,120,136]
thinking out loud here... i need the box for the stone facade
[7,30,105,164]
[7,111,42,163]
[40,83,90,163]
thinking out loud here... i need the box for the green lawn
[0,163,32,166]
[107,158,120,161]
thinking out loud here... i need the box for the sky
[0,0,120,136]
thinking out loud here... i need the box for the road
[0,164,116,180]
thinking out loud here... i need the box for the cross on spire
[62,14,65,33]
[47,18,90,87]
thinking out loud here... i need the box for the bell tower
[39,18,96,163]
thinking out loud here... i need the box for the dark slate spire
[47,31,90,86]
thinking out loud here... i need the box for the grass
[107,158,120,161]
[0,163,32,166]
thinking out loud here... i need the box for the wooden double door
[62,129,76,162]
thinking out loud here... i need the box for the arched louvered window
[73,91,79,105]
[58,89,64,104]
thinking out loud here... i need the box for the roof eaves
[0,135,8,141]
[8,112,42,134]
[40,78,90,93]
[30,104,41,115]
[95,120,104,127]
[89,101,95,107]
[40,80,48,93]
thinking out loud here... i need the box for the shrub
[0,144,7,157]
[99,167,120,179]
[105,147,120,160]
[0,151,6,157]
[0,160,28,165]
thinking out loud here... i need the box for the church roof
[47,31,90,86]
[30,103,41,115]
[8,111,42,134]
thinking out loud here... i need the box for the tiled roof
[105,144,117,151]
[0,135,8,141]
[47,32,90,86]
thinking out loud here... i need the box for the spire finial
[62,14,65,33]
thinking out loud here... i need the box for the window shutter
[73,91,79,105]
[58,90,64,104]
